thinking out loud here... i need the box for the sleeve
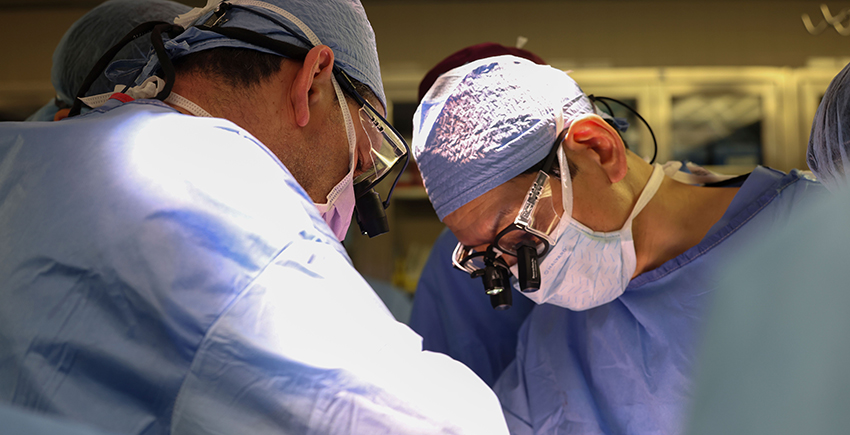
[409,228,535,387]
[169,235,509,435]
[492,366,534,435]
[491,330,535,435]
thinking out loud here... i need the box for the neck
[168,71,298,161]
[170,75,281,130]
[631,172,739,277]
[166,69,342,204]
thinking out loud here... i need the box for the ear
[291,45,336,128]
[564,115,628,183]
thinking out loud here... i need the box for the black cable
[588,95,658,164]
[150,24,184,101]
[596,98,615,118]
[588,95,631,150]
[69,20,170,117]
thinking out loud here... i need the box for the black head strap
[69,21,170,117]
[150,23,184,101]
[69,21,184,117]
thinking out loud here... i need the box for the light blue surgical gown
[0,99,508,435]
[685,187,850,435]
[410,228,536,387]
[495,167,825,434]
[1,404,116,435]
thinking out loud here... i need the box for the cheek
[354,128,373,174]
[320,109,354,180]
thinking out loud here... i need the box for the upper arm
[170,237,509,435]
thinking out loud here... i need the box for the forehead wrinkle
[453,198,517,249]
[492,205,516,234]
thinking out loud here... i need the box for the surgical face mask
[511,163,665,311]
[314,76,359,241]
[314,170,356,241]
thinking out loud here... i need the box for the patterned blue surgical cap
[413,55,594,221]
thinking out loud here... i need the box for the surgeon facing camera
[413,55,827,434]
[409,43,543,389]
[0,1,509,434]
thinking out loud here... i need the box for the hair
[522,149,579,180]
[173,47,379,106]
[350,80,378,107]
[173,47,283,89]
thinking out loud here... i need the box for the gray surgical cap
[27,0,190,122]
[54,0,191,107]
[808,61,850,191]
[413,55,594,221]
[126,0,385,110]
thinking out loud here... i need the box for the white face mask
[314,77,359,241]
[511,163,666,311]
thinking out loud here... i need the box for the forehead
[443,174,535,247]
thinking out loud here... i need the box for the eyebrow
[457,196,520,248]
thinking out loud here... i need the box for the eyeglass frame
[452,126,569,275]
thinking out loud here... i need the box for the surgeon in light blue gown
[0,1,508,434]
[1,404,117,435]
[412,55,826,434]
[26,0,191,122]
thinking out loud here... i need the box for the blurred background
[2,0,847,294]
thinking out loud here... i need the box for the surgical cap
[413,55,594,221]
[127,0,385,110]
[417,42,547,102]
[27,0,190,122]
[56,0,190,108]
[807,61,850,191]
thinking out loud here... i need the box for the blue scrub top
[410,228,536,387]
[0,100,508,435]
[494,167,826,434]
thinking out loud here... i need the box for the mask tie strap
[624,163,665,226]
[554,110,573,233]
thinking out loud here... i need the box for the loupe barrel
[489,288,512,310]
[481,264,512,310]
[354,189,389,237]
[517,245,541,292]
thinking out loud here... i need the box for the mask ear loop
[555,111,574,231]
[332,77,357,171]
[511,113,570,297]
[313,76,358,210]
